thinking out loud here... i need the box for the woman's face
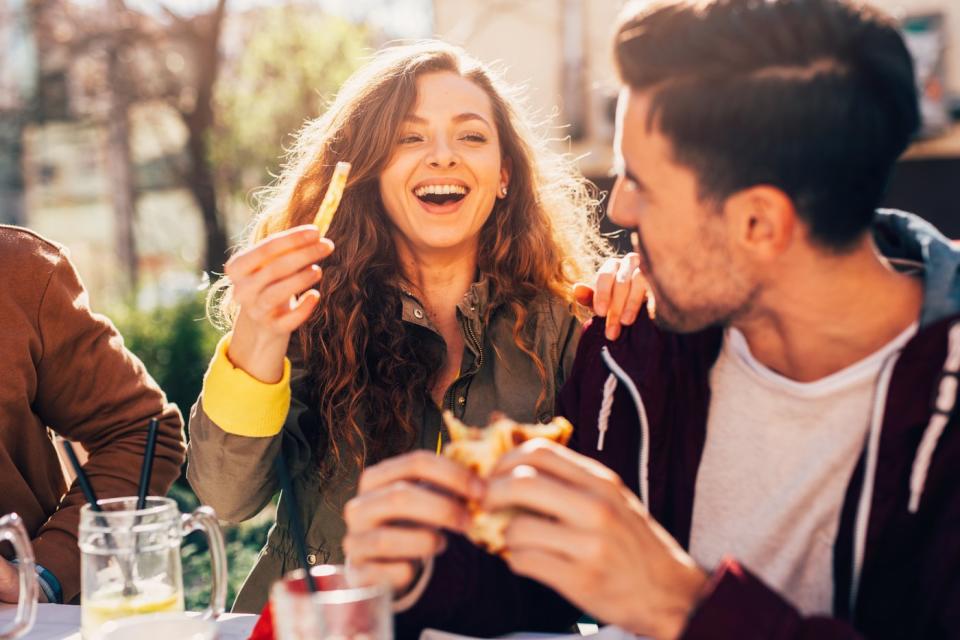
[379,71,509,257]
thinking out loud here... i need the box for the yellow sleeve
[200,334,291,437]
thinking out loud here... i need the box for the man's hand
[343,451,483,597]
[0,559,46,604]
[0,559,18,604]
[574,253,648,341]
[484,440,707,640]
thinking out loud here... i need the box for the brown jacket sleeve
[30,250,185,602]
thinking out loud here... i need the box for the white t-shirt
[689,323,917,615]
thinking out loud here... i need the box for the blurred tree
[160,0,230,276]
[0,0,37,227]
[31,0,231,285]
[210,6,370,206]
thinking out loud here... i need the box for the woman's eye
[399,134,423,144]
[460,133,487,143]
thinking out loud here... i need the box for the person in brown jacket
[0,225,186,605]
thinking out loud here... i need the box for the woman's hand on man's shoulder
[574,253,647,341]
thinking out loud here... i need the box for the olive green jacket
[186,280,581,613]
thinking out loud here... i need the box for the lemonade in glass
[78,497,225,639]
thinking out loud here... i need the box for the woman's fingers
[272,289,321,334]
[573,283,595,308]
[241,240,332,300]
[256,265,324,314]
[225,226,326,278]
[591,257,621,317]
[619,266,648,326]
[604,253,640,340]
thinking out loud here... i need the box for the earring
[500,185,508,197]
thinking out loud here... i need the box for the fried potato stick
[313,161,351,236]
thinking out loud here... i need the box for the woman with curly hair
[186,40,609,612]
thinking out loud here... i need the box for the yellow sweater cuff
[201,333,291,437]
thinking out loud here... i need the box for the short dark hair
[614,0,920,250]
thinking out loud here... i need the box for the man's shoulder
[580,310,722,358]
[0,225,67,275]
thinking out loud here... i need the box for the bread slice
[442,412,573,553]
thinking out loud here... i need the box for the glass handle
[181,506,227,620]
[0,513,38,640]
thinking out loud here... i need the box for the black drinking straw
[62,440,102,512]
[63,440,139,594]
[136,418,159,510]
[274,450,317,592]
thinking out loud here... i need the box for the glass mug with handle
[0,513,38,640]
[78,497,227,640]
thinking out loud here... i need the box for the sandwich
[442,411,573,553]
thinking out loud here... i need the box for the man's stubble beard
[634,228,758,334]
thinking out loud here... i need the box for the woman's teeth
[414,184,468,205]
[414,184,468,197]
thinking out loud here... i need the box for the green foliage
[113,293,219,420]
[115,294,275,611]
[211,6,371,201]
[171,482,276,612]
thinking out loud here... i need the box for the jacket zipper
[465,321,484,370]
[444,320,484,415]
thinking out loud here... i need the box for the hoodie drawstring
[849,350,901,616]
[908,321,960,513]
[597,374,618,452]
[600,347,650,507]
[849,320,960,615]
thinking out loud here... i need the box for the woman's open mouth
[413,183,470,213]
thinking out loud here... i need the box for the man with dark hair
[342,0,960,638]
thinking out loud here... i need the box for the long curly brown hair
[215,41,607,476]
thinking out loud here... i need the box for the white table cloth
[0,603,257,639]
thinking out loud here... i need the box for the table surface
[0,603,257,639]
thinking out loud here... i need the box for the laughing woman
[186,41,607,612]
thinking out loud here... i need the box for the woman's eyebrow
[403,113,491,127]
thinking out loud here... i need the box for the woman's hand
[343,451,482,597]
[224,225,333,383]
[575,253,648,341]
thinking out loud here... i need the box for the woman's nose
[426,138,458,168]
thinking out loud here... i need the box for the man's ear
[723,185,797,260]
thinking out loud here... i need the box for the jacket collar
[399,277,492,335]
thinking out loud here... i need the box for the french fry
[313,161,351,236]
